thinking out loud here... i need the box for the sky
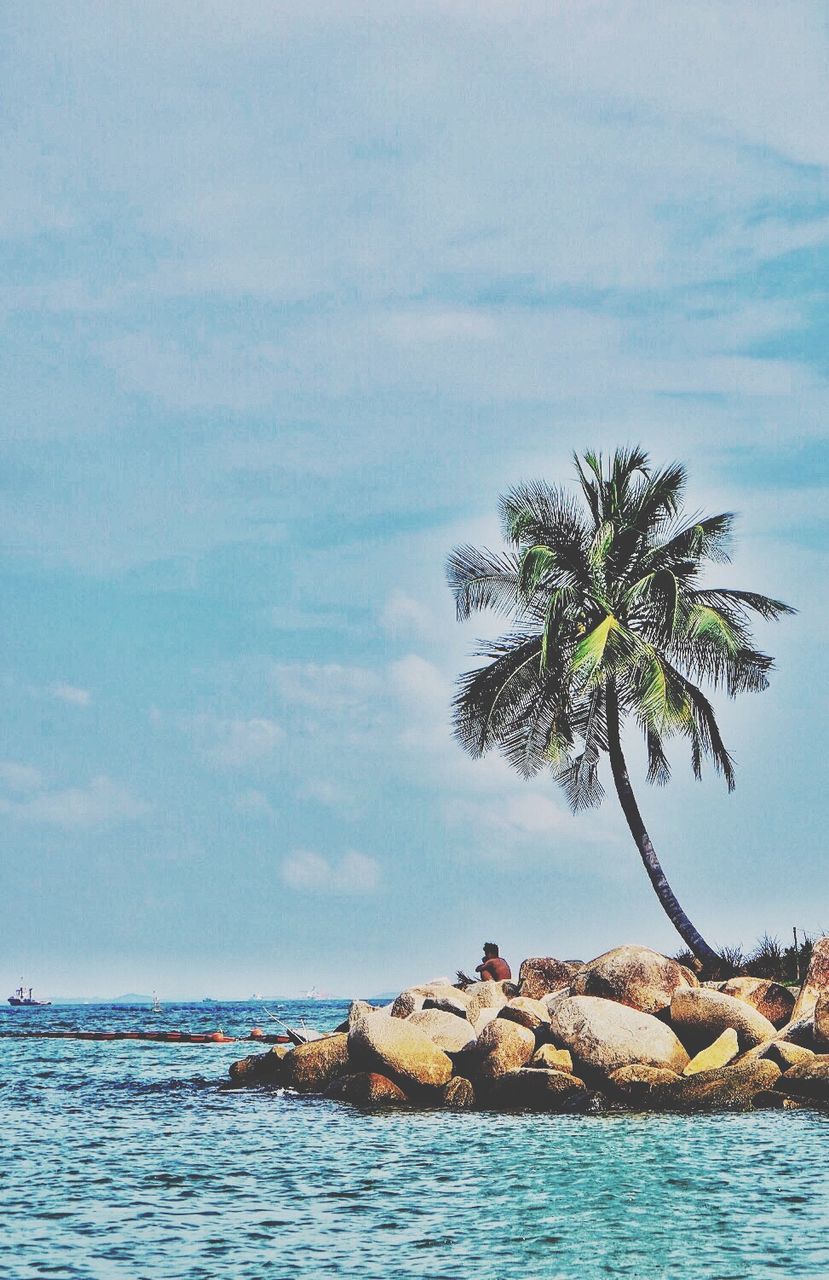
[1,1,828,998]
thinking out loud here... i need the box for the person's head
[482,942,499,958]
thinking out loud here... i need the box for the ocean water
[3,1000,829,1280]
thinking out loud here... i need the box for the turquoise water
[3,1001,829,1280]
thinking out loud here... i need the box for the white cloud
[0,775,147,828]
[50,683,92,707]
[280,849,380,894]
[188,714,284,767]
[380,591,436,640]
[0,761,43,792]
[234,788,276,820]
[272,663,381,711]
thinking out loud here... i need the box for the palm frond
[554,746,605,811]
[692,588,796,621]
[446,545,521,620]
[452,633,543,757]
[650,512,735,570]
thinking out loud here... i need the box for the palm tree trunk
[604,682,721,971]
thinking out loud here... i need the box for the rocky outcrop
[390,983,465,1020]
[549,995,690,1076]
[670,987,776,1051]
[439,1076,476,1109]
[716,977,795,1029]
[517,957,578,1001]
[282,1033,350,1093]
[472,1019,536,1082]
[775,1058,829,1103]
[683,1028,739,1076]
[791,937,829,1023]
[608,1064,680,1103]
[228,1046,288,1085]
[570,945,697,1015]
[465,980,518,1023]
[422,990,472,1021]
[531,1045,573,1073]
[657,1058,781,1110]
[491,1067,587,1110]
[814,993,829,1049]
[761,1040,816,1071]
[407,1008,477,1054]
[498,996,550,1032]
[348,1010,453,1090]
[327,1072,409,1106]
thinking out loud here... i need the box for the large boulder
[813,992,829,1049]
[498,996,550,1033]
[228,1046,288,1086]
[532,1045,573,1073]
[761,1041,816,1071]
[670,987,776,1050]
[717,977,795,1029]
[282,1033,349,1093]
[465,980,518,1022]
[473,1019,536,1082]
[548,995,690,1077]
[390,983,465,1020]
[570,945,697,1015]
[791,937,829,1023]
[775,1058,829,1103]
[348,1011,453,1089]
[422,990,473,1021]
[518,957,578,1001]
[657,1059,781,1110]
[682,1028,739,1076]
[327,1072,409,1106]
[608,1064,680,1104]
[439,1076,476,1109]
[407,1008,477,1054]
[491,1067,587,1110]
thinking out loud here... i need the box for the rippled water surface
[3,1000,829,1279]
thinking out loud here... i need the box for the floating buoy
[250,1027,265,1038]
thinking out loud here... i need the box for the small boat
[8,983,52,1007]
[150,992,163,1013]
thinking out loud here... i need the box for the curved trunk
[604,683,721,971]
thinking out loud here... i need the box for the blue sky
[1,2,827,997]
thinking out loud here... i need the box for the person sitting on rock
[475,942,512,982]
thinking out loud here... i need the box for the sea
[3,999,829,1280]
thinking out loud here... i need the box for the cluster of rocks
[227,940,829,1113]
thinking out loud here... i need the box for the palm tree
[447,448,795,969]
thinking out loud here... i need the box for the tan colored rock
[717,977,795,1029]
[659,1059,781,1110]
[465,980,518,1022]
[791,937,829,1023]
[228,1046,288,1086]
[761,1041,816,1071]
[532,1045,573,1073]
[683,1028,739,1076]
[670,987,776,1050]
[408,1008,477,1054]
[346,1000,380,1031]
[517,957,578,1001]
[609,1064,681,1103]
[283,1033,350,1093]
[390,983,466,1020]
[492,1067,587,1110]
[498,996,550,1032]
[472,1006,500,1035]
[571,944,698,1015]
[439,1076,476,1110]
[422,989,472,1021]
[776,1058,829,1103]
[549,995,689,1076]
[390,990,421,1018]
[473,1019,536,1081]
[814,992,829,1049]
[327,1072,409,1106]
[348,1011,453,1089]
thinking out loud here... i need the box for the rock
[347,1000,380,1031]
[814,992,829,1049]
[465,980,519,1022]
[422,990,472,1021]
[228,1046,288,1086]
[390,983,464,1019]
[658,1059,781,1110]
[548,995,689,1076]
[473,1019,536,1081]
[282,1033,350,1093]
[791,937,829,1023]
[472,1007,501,1035]
[776,1058,829,1103]
[439,1076,476,1109]
[682,1028,739,1076]
[777,1013,817,1049]
[608,1064,681,1103]
[752,1090,786,1109]
[407,1008,477,1054]
[348,1011,453,1089]
[498,996,550,1032]
[492,1067,587,1110]
[517,957,578,1001]
[717,977,795,1029]
[761,1041,816,1071]
[531,1045,573,1073]
[670,987,776,1050]
[326,1072,409,1106]
[390,990,421,1019]
[570,945,698,1015]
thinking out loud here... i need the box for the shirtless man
[475,942,512,982]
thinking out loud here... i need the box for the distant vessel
[250,992,264,1001]
[150,992,163,1013]
[304,986,328,1000]
[8,983,51,1007]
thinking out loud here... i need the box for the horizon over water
[3,999,829,1279]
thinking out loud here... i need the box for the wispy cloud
[50,683,92,707]
[0,775,146,828]
[280,849,381,894]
